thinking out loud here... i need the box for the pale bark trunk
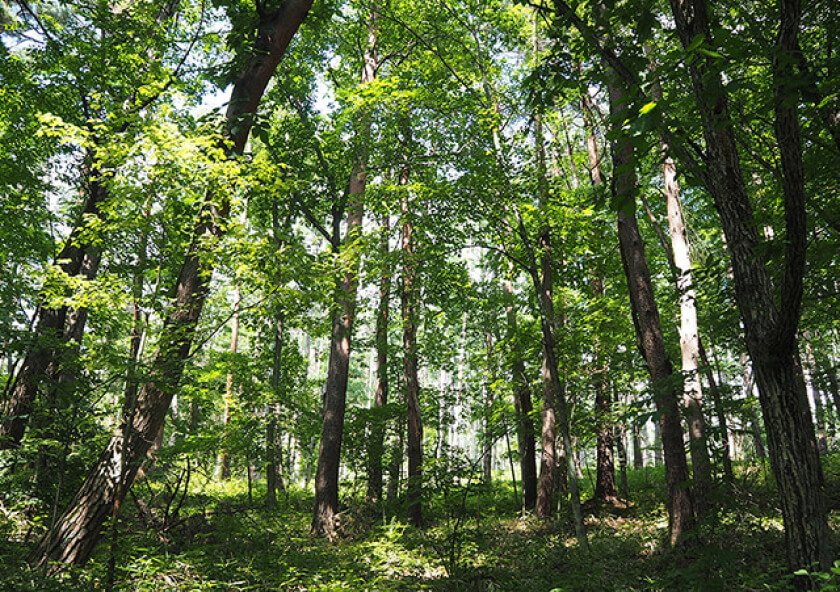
[607,69,695,546]
[28,1,313,569]
[642,54,714,513]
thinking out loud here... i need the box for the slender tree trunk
[644,59,713,513]
[311,10,377,537]
[581,84,617,506]
[699,341,734,484]
[266,315,286,507]
[606,67,695,546]
[218,287,241,481]
[367,215,391,502]
[503,279,537,509]
[28,1,314,570]
[400,159,423,528]
[592,272,617,505]
[632,420,644,470]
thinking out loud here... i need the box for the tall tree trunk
[217,286,241,481]
[0,172,104,450]
[581,85,617,506]
[592,275,618,505]
[503,279,537,509]
[646,58,712,514]
[311,9,377,537]
[367,214,391,502]
[606,68,695,546]
[666,0,830,572]
[28,1,314,570]
[400,157,423,528]
[266,315,286,507]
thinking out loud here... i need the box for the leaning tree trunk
[0,172,104,450]
[606,68,695,547]
[28,1,314,570]
[666,0,830,573]
[311,10,377,537]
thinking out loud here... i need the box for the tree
[28,0,314,569]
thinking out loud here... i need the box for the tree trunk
[699,341,734,484]
[266,315,286,508]
[503,279,537,509]
[400,161,423,528]
[645,59,713,512]
[666,0,830,572]
[579,76,619,507]
[28,1,314,570]
[607,68,695,546]
[218,286,241,481]
[311,9,377,537]
[0,172,104,450]
[367,215,391,503]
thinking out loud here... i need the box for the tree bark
[311,9,377,537]
[367,215,391,503]
[581,84,618,506]
[217,286,241,481]
[607,69,695,546]
[28,1,314,569]
[400,155,423,528]
[646,58,713,514]
[0,172,104,450]
[503,279,537,509]
[666,0,830,573]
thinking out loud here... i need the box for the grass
[2,458,839,591]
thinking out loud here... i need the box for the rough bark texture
[400,161,423,528]
[367,215,391,503]
[503,279,537,509]
[607,71,695,546]
[311,11,377,537]
[667,0,830,573]
[0,175,104,450]
[28,0,314,569]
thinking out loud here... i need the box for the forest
[0,0,839,589]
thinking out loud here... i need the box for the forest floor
[3,457,840,591]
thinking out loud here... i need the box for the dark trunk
[311,10,377,536]
[367,215,391,503]
[699,341,734,484]
[401,166,423,528]
[1,174,104,450]
[503,279,537,509]
[28,1,314,569]
[666,0,829,573]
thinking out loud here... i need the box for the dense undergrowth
[3,457,840,591]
